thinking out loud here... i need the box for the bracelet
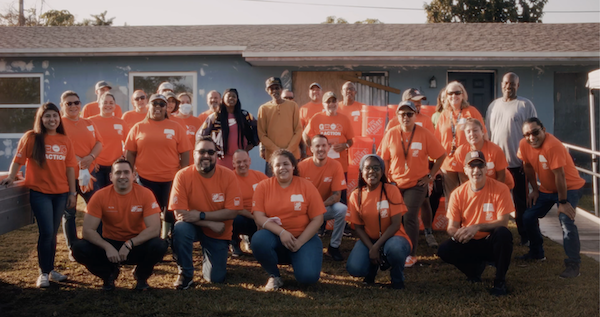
[129,239,135,248]
[124,242,132,250]
[279,229,286,236]
[262,219,270,229]
[89,153,96,160]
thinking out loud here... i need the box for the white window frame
[128,71,198,116]
[0,73,44,138]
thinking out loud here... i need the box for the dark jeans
[138,176,174,223]
[63,180,96,250]
[400,185,428,256]
[429,173,444,218]
[232,215,257,245]
[508,167,528,243]
[71,237,168,281]
[438,227,513,283]
[30,190,68,274]
[95,165,113,190]
[264,162,273,177]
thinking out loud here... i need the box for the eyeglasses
[447,90,462,96]
[523,128,542,138]
[363,166,381,172]
[283,96,294,100]
[197,149,217,156]
[134,96,146,101]
[468,161,486,169]
[398,112,415,118]
[65,101,80,106]
[151,102,167,107]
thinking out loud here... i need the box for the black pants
[95,165,113,190]
[429,173,444,218]
[72,237,168,281]
[138,176,174,223]
[438,227,513,282]
[508,166,528,243]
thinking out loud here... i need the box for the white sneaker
[405,255,418,268]
[36,273,50,288]
[49,270,67,282]
[264,276,283,291]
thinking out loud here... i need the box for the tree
[323,16,383,24]
[40,10,75,26]
[424,0,548,23]
[0,3,115,27]
[82,10,114,26]
[0,6,40,26]
[355,18,384,24]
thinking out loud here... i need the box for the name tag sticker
[114,124,123,130]
[458,118,467,125]
[87,125,95,132]
[290,194,304,202]
[483,203,495,212]
[415,122,423,127]
[487,162,495,169]
[377,200,390,210]
[351,111,360,117]
[411,142,422,150]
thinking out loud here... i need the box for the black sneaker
[516,253,546,262]
[490,280,507,296]
[391,281,405,290]
[102,266,120,291]
[134,280,150,291]
[174,275,194,290]
[327,246,344,261]
[559,262,580,279]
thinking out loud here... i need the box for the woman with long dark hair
[1,103,77,288]
[346,154,412,289]
[198,89,258,169]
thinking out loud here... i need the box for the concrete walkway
[539,207,600,262]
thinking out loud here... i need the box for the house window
[0,74,43,138]
[128,72,197,115]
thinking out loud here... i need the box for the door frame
[446,70,497,98]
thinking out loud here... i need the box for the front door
[447,71,495,115]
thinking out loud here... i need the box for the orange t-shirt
[198,109,214,125]
[385,112,435,134]
[235,169,269,212]
[125,118,192,182]
[298,158,347,201]
[434,106,487,171]
[454,141,514,189]
[169,165,243,240]
[89,115,130,166]
[517,133,585,193]
[304,112,355,172]
[122,111,147,127]
[252,176,326,238]
[177,115,204,166]
[82,101,123,119]
[14,131,78,194]
[338,101,365,137]
[378,125,446,188]
[348,183,411,249]
[86,183,161,241]
[447,178,514,240]
[300,101,324,129]
[62,117,103,177]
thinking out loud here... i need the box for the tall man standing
[299,83,324,129]
[517,118,584,278]
[486,72,537,245]
[338,81,365,137]
[82,81,123,118]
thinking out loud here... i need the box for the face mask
[180,103,192,115]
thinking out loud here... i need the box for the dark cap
[265,77,282,89]
[465,151,486,165]
[149,94,168,103]
[402,88,426,101]
[95,81,111,91]
[397,100,417,113]
[322,91,337,103]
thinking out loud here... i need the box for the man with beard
[198,90,221,124]
[169,136,243,289]
[298,135,347,261]
[71,159,168,291]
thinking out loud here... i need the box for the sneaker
[490,280,507,296]
[559,263,580,279]
[318,223,326,237]
[391,281,405,290]
[405,255,417,268]
[425,233,439,248]
[343,224,353,237]
[102,266,120,291]
[241,235,251,252]
[516,253,546,262]
[36,273,50,288]
[49,270,68,282]
[264,276,283,291]
[231,243,244,257]
[174,275,194,290]
[327,246,344,261]
[68,251,76,262]
[134,280,150,291]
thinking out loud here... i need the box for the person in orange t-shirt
[346,154,411,289]
[300,83,325,129]
[175,92,203,166]
[385,88,435,134]
[454,118,514,189]
[169,136,242,288]
[516,118,585,278]
[338,81,365,137]
[122,90,148,127]
[82,81,123,118]
[251,149,326,290]
[125,94,192,241]
[1,102,77,288]
[164,91,187,129]
[434,81,487,205]
[438,150,514,296]
[90,92,131,189]
[60,90,103,255]
[298,135,347,261]
[378,101,446,266]
[230,149,268,256]
[71,159,167,291]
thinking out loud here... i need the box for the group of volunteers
[0,72,585,296]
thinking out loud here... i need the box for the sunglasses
[363,165,382,172]
[151,102,167,107]
[134,96,146,101]
[468,161,486,169]
[65,101,80,106]
[523,128,542,138]
[398,112,415,118]
[447,90,463,96]
[197,149,217,156]
[283,96,294,100]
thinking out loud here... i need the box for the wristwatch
[427,173,432,179]
[199,212,206,221]
[69,192,77,197]
[558,200,568,205]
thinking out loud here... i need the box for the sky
[1,0,599,25]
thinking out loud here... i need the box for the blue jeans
[251,230,322,285]
[30,190,68,274]
[346,236,411,285]
[324,202,347,248]
[232,215,257,245]
[63,178,96,250]
[523,189,582,264]
[172,221,229,283]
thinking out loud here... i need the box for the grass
[0,199,598,317]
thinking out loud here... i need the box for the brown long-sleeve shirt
[257,100,302,161]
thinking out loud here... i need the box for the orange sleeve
[142,188,161,217]
[168,170,189,210]
[331,162,347,192]
[125,125,139,152]
[13,131,33,165]
[547,145,567,170]
[495,183,515,218]
[85,189,104,218]
[348,190,364,226]
[306,182,327,219]
[251,180,267,214]
[425,129,446,159]
[517,139,527,163]
[446,189,462,223]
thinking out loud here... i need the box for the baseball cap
[163,91,177,100]
[158,82,174,92]
[149,94,168,103]
[402,88,426,101]
[322,91,337,103]
[309,82,321,89]
[265,77,282,89]
[397,100,417,112]
[95,81,111,91]
[464,150,486,165]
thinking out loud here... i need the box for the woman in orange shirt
[1,103,77,288]
[346,154,411,289]
[175,92,203,166]
[164,91,187,129]
[90,92,130,189]
[251,149,326,290]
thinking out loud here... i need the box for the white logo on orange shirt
[539,155,549,170]
[377,200,390,218]
[107,206,117,212]
[131,205,143,212]
[351,111,360,121]
[234,197,241,206]
[252,201,256,207]
[152,202,159,209]
[483,203,495,221]
[291,194,304,211]
[486,162,495,175]
[252,183,258,191]
[324,177,333,183]
[113,124,123,135]
[164,129,175,139]
[212,193,225,203]
[87,125,96,137]
[45,144,67,160]
[416,122,423,127]
[186,126,196,136]
[341,179,346,186]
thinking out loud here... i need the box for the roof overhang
[0,46,247,57]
